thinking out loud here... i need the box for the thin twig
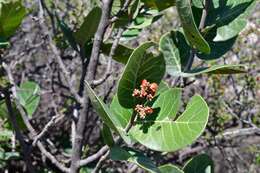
[3,63,69,173]
[38,0,82,104]
[32,114,65,146]
[92,29,124,86]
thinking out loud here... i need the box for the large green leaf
[130,95,209,152]
[110,82,172,129]
[159,31,190,76]
[17,81,40,118]
[0,1,26,38]
[183,154,214,173]
[110,95,133,128]
[74,7,102,46]
[196,35,237,60]
[175,0,210,54]
[152,88,181,120]
[101,43,133,64]
[193,0,255,42]
[84,81,132,144]
[117,42,165,108]
[110,146,160,173]
[159,31,245,76]
[159,164,184,173]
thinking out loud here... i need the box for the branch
[38,0,82,104]
[79,145,109,166]
[32,113,65,146]
[70,0,114,172]
[3,63,69,173]
[110,0,133,23]
[2,88,35,173]
[92,29,124,86]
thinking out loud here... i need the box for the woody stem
[125,112,137,133]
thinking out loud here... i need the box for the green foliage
[183,154,214,173]
[192,0,255,60]
[141,0,175,11]
[175,0,210,54]
[117,42,165,108]
[84,81,132,144]
[159,164,184,173]
[101,43,133,64]
[159,31,247,76]
[56,16,79,52]
[101,124,115,147]
[17,81,40,118]
[0,100,26,130]
[110,145,160,173]
[74,7,102,46]
[0,0,26,38]
[129,94,209,152]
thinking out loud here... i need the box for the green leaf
[159,31,190,76]
[156,81,170,95]
[159,31,244,76]
[74,7,102,46]
[101,43,133,64]
[159,164,184,173]
[0,1,26,38]
[193,0,255,42]
[183,154,214,173]
[152,88,181,120]
[196,35,237,60]
[141,0,176,11]
[0,130,12,142]
[185,64,246,76]
[16,81,40,118]
[110,146,160,173]
[122,28,141,40]
[84,81,132,144]
[56,16,78,51]
[0,100,26,130]
[117,42,165,108]
[129,95,209,152]
[101,124,114,147]
[110,83,173,127]
[110,95,133,129]
[175,0,210,54]
[0,37,9,48]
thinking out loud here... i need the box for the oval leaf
[175,0,210,54]
[159,164,184,173]
[17,81,40,118]
[130,95,209,152]
[110,146,160,173]
[183,154,214,173]
[117,42,165,108]
[74,7,102,46]
[159,31,190,76]
[0,1,26,38]
[84,81,132,144]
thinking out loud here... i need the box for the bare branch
[3,63,69,173]
[38,0,82,104]
[92,29,124,86]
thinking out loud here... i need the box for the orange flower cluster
[132,79,158,101]
[134,104,154,119]
[132,79,158,119]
